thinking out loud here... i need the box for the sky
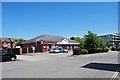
[2,2,118,40]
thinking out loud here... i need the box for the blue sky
[2,2,118,39]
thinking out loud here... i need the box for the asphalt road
[2,51,120,78]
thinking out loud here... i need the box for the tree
[70,36,84,48]
[16,38,25,46]
[97,37,106,48]
[84,31,106,49]
[70,37,75,40]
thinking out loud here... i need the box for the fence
[7,48,21,55]
[4,47,43,55]
[22,47,27,54]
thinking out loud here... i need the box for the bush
[88,48,109,54]
[73,48,81,55]
[81,49,88,54]
[103,48,109,52]
[96,48,102,53]
[88,49,97,54]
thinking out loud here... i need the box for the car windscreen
[53,48,58,50]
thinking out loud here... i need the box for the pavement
[2,51,120,78]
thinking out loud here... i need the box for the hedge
[81,49,88,54]
[88,48,109,54]
[73,48,109,55]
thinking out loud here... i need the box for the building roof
[1,38,20,43]
[22,34,79,44]
[98,33,120,37]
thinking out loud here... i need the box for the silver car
[49,48,60,53]
[53,48,60,53]
[49,48,54,53]
[59,48,68,53]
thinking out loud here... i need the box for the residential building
[98,33,120,48]
[21,34,80,52]
[1,38,20,48]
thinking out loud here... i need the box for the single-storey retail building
[21,34,80,52]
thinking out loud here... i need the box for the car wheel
[11,57,16,61]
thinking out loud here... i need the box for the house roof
[1,38,20,42]
[22,34,79,44]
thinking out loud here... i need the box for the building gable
[61,39,69,44]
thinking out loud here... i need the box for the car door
[2,50,11,61]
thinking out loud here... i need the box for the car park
[0,48,17,62]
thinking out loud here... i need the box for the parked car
[49,48,54,53]
[59,48,68,53]
[116,47,120,51]
[111,47,117,51]
[0,48,17,62]
[53,48,60,53]
[49,48,60,53]
[48,48,52,51]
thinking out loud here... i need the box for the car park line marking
[110,66,120,80]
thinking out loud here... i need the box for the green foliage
[88,48,109,53]
[70,37,84,48]
[70,37,75,40]
[84,31,106,50]
[96,37,106,48]
[70,31,108,54]
[81,49,88,54]
[16,38,25,46]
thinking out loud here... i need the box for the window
[2,50,7,55]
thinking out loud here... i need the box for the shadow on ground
[82,62,120,72]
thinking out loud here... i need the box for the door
[2,50,11,61]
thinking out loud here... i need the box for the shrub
[105,48,109,52]
[96,48,101,53]
[88,48,109,54]
[102,48,109,52]
[81,49,88,54]
[73,48,81,55]
[88,49,96,54]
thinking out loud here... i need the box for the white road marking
[110,66,120,80]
